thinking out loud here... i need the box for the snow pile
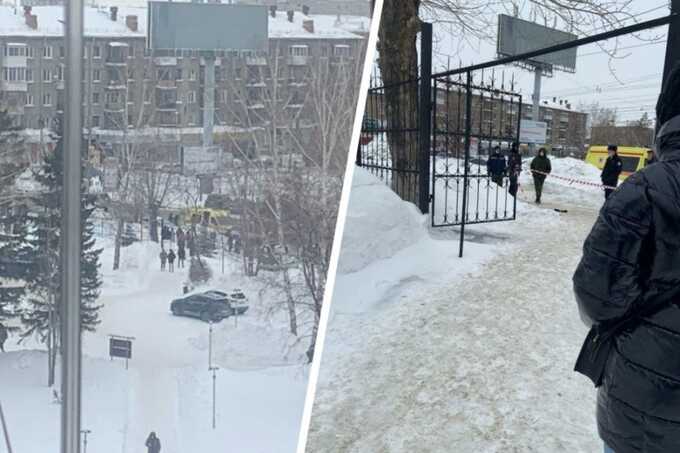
[337,167,426,274]
[521,156,604,207]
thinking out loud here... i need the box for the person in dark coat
[507,143,522,197]
[167,249,176,272]
[0,323,7,352]
[530,148,551,204]
[600,144,623,199]
[159,249,167,271]
[176,227,185,250]
[573,62,680,453]
[486,146,507,186]
[145,432,161,453]
[177,246,186,269]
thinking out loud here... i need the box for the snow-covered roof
[0,4,367,40]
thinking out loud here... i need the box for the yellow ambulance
[585,146,651,181]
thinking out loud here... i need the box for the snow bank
[337,168,427,274]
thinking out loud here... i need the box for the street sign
[109,335,134,369]
[109,338,132,359]
[520,120,548,144]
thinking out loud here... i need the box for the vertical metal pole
[209,366,218,429]
[203,55,216,148]
[514,98,523,220]
[221,235,224,274]
[663,0,680,107]
[531,66,542,154]
[459,71,472,258]
[208,321,213,369]
[418,22,433,214]
[0,402,14,453]
[62,0,84,449]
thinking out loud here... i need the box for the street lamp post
[80,430,91,453]
[209,366,219,429]
[208,320,213,369]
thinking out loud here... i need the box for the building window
[92,92,100,105]
[4,45,27,57]
[92,115,100,127]
[43,93,52,106]
[93,45,101,58]
[59,46,65,58]
[289,45,309,57]
[93,69,101,82]
[188,91,196,103]
[27,47,34,58]
[26,93,34,106]
[26,68,33,82]
[57,65,64,81]
[175,68,183,80]
[3,67,27,82]
[321,45,329,57]
[106,92,120,103]
[333,45,351,57]
[189,70,197,81]
[43,46,53,58]
[127,68,135,80]
[157,69,171,81]
[42,68,51,82]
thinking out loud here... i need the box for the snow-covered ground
[2,239,308,452]
[306,159,606,452]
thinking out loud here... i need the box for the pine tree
[0,206,33,327]
[21,137,103,346]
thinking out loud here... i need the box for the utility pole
[662,0,680,101]
[62,0,84,450]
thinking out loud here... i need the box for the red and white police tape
[528,169,617,190]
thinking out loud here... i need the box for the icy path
[307,193,603,452]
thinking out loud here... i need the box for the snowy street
[307,162,605,452]
[1,241,308,453]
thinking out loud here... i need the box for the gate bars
[358,13,679,256]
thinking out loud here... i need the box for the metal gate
[430,71,522,228]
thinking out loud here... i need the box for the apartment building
[0,3,367,166]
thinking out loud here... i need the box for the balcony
[287,55,309,66]
[245,56,267,67]
[154,57,178,66]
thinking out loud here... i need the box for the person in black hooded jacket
[573,62,680,453]
[600,144,623,199]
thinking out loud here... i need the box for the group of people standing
[487,143,552,203]
[486,143,523,197]
[159,226,191,272]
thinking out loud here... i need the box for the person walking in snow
[159,249,167,271]
[167,249,176,272]
[530,148,552,204]
[176,227,185,250]
[507,143,522,197]
[0,323,7,352]
[486,146,507,187]
[600,144,623,200]
[573,62,680,453]
[145,432,161,453]
[177,246,186,269]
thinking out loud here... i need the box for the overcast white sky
[426,0,670,125]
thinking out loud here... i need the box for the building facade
[0,4,367,168]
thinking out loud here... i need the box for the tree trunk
[149,205,159,243]
[377,0,422,205]
[113,217,124,270]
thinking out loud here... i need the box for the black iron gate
[430,71,522,229]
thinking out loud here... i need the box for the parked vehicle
[170,290,249,322]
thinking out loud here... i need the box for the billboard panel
[497,15,577,72]
[148,2,268,51]
[520,120,548,144]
